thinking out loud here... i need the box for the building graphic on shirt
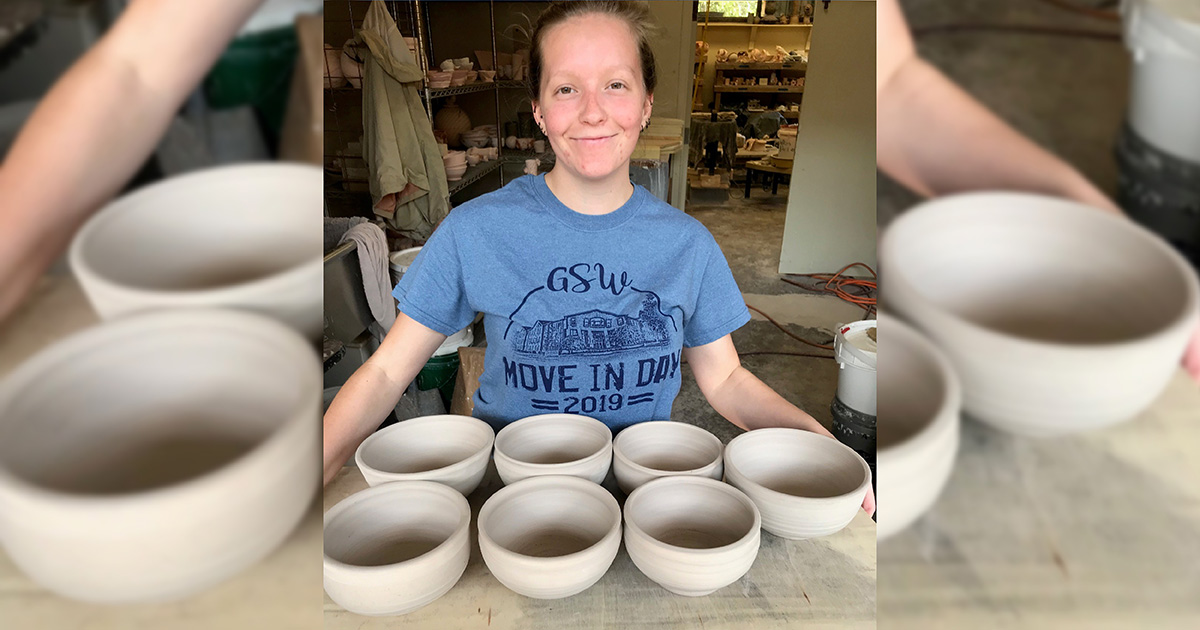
[508,291,675,357]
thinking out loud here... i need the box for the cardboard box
[450,347,486,417]
[278,13,322,164]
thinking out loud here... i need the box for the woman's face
[534,13,652,184]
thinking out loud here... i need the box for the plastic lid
[389,247,423,272]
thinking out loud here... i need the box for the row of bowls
[325,415,871,615]
[876,192,1200,539]
[426,69,496,89]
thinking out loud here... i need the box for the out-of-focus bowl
[876,314,960,540]
[493,414,612,485]
[724,428,870,539]
[879,192,1200,436]
[323,481,470,615]
[478,475,620,599]
[354,415,494,496]
[612,421,722,494]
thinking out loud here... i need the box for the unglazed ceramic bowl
[492,414,612,485]
[880,192,1200,436]
[724,428,871,539]
[478,475,621,599]
[876,315,961,540]
[354,415,494,496]
[323,481,471,616]
[612,421,723,495]
[623,476,760,596]
[0,309,319,603]
[68,163,323,337]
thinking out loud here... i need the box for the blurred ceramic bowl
[0,309,319,603]
[442,150,467,165]
[624,476,760,596]
[612,421,722,495]
[68,163,323,337]
[444,164,468,182]
[493,414,612,485]
[724,428,870,539]
[323,481,470,616]
[876,315,960,540]
[479,70,496,82]
[450,70,469,86]
[879,192,1200,436]
[354,415,494,496]
[464,71,478,83]
[478,475,620,599]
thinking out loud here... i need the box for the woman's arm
[0,0,265,324]
[876,0,1119,214]
[322,312,449,486]
[684,334,875,516]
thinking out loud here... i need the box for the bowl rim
[353,414,495,480]
[0,308,319,510]
[876,316,963,462]
[612,421,723,477]
[724,428,872,503]
[477,474,621,562]
[67,163,323,303]
[623,476,761,555]
[322,480,471,573]
[493,413,613,468]
[879,191,1200,354]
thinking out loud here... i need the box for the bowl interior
[496,418,608,465]
[886,194,1194,344]
[877,320,948,449]
[0,317,309,495]
[616,423,720,472]
[77,167,321,293]
[325,487,464,567]
[483,485,615,557]
[728,431,865,498]
[360,418,490,475]
[628,481,754,549]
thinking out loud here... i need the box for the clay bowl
[493,414,613,485]
[879,192,1200,436]
[612,421,723,494]
[479,70,496,82]
[623,476,760,596]
[477,475,621,599]
[450,70,469,86]
[68,163,323,338]
[0,309,319,603]
[444,164,468,182]
[323,481,471,616]
[442,150,467,165]
[876,314,960,540]
[724,428,870,539]
[354,415,494,496]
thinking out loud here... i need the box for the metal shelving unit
[447,159,502,196]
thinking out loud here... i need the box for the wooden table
[877,371,1200,629]
[324,463,877,629]
[745,159,792,196]
[0,275,324,629]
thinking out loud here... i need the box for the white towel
[338,222,396,333]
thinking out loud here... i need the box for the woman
[322,0,874,516]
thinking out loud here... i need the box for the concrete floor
[878,0,1129,225]
[676,186,868,443]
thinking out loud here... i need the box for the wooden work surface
[0,275,324,629]
[877,370,1200,629]
[324,463,877,629]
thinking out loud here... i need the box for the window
[697,1,759,19]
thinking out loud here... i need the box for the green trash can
[202,26,298,142]
[416,353,460,411]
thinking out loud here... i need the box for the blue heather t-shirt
[394,174,749,432]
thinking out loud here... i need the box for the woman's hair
[528,1,658,102]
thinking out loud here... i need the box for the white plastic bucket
[433,325,474,357]
[834,319,877,415]
[388,247,423,288]
[776,126,798,160]
[1123,0,1200,163]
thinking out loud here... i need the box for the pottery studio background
[321,0,879,628]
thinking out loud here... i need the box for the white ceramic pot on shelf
[477,475,621,599]
[724,428,871,540]
[876,315,961,540]
[492,414,613,485]
[67,163,324,338]
[354,415,494,496]
[0,309,319,603]
[879,192,1200,436]
[323,481,471,616]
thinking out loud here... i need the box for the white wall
[778,1,876,275]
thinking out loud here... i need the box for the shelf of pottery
[711,48,807,113]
